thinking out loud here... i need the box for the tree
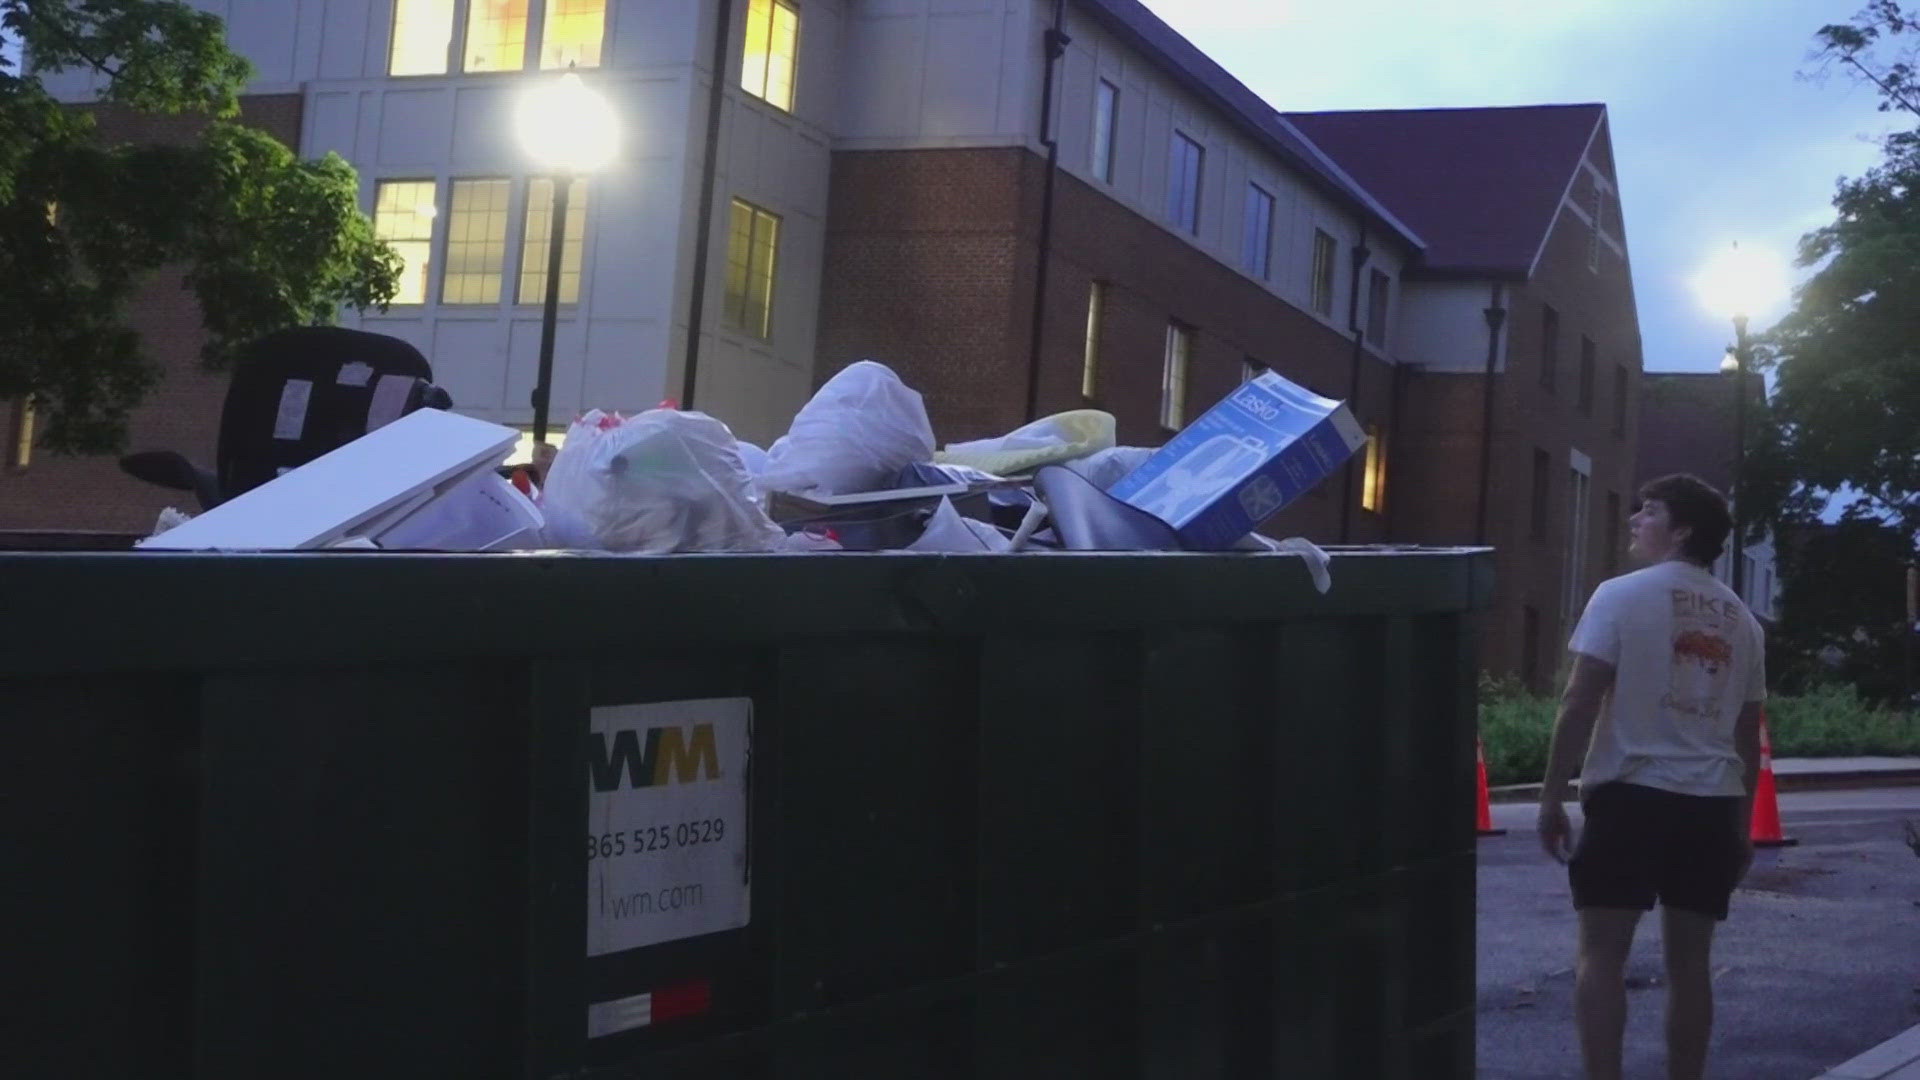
[0,0,397,453]
[1751,3,1920,552]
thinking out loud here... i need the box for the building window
[1160,322,1191,430]
[1578,336,1596,417]
[1166,131,1203,235]
[389,0,454,75]
[1530,448,1551,540]
[1242,357,1264,384]
[517,177,588,304]
[1540,304,1559,391]
[1310,230,1336,317]
[5,399,33,473]
[373,180,438,305]
[741,0,799,112]
[1243,183,1273,279]
[1361,425,1387,513]
[1563,461,1592,623]
[1081,282,1105,399]
[724,197,780,339]
[1613,364,1628,435]
[540,0,605,68]
[1605,491,1620,577]
[441,178,511,304]
[1523,605,1541,688]
[462,0,530,72]
[1091,79,1118,184]
[1366,269,1391,346]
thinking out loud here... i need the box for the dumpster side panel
[10,676,199,1078]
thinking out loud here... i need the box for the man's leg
[1661,906,1718,1080]
[1576,907,1643,1080]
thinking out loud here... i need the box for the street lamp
[514,69,619,445]
[1693,241,1788,600]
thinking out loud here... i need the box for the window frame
[1578,335,1596,417]
[516,176,591,305]
[1310,229,1336,317]
[371,177,441,306]
[440,176,513,306]
[723,196,782,340]
[1366,268,1390,347]
[1081,280,1104,400]
[1242,182,1274,280]
[1166,130,1203,236]
[1160,321,1192,431]
[1091,78,1118,184]
[740,0,801,114]
[1540,304,1559,392]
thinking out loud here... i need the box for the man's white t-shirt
[1567,559,1766,797]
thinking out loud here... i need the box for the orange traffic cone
[1477,739,1507,837]
[1750,710,1797,848]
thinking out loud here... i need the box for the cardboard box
[1107,372,1367,549]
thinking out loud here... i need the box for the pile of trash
[139,358,1364,591]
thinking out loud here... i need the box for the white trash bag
[541,409,786,553]
[757,361,935,495]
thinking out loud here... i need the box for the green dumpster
[5,547,1490,1078]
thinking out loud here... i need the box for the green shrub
[1476,676,1920,786]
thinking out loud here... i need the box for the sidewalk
[1489,756,1920,803]
[1812,1024,1920,1079]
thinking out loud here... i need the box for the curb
[1489,768,1920,804]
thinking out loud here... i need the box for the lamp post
[1694,241,1787,602]
[514,69,619,445]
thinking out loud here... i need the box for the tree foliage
[1751,2,1920,555]
[0,0,397,453]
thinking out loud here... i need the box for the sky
[1138,0,1900,375]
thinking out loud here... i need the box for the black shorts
[1568,781,1746,921]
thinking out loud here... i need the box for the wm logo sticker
[588,723,721,792]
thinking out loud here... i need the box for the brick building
[1288,105,1644,686]
[11,0,1652,682]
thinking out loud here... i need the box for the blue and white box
[1108,372,1367,549]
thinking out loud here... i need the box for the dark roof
[1285,104,1606,277]
[1636,372,1764,492]
[1077,0,1424,253]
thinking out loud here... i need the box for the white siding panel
[226,3,297,84]
[450,85,515,167]
[307,91,361,159]
[921,13,1003,137]
[582,319,670,413]
[838,15,925,137]
[432,318,513,416]
[506,318,589,419]
[377,89,453,166]
[1397,282,1504,373]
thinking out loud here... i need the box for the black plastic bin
[4,547,1491,1079]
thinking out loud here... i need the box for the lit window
[373,180,438,305]
[6,399,33,472]
[1367,269,1390,346]
[540,0,605,69]
[1362,425,1387,513]
[724,197,781,339]
[1310,230,1336,316]
[1160,323,1191,430]
[1081,281,1104,399]
[518,177,588,304]
[463,0,529,73]
[441,178,511,304]
[1091,79,1117,183]
[389,0,454,75]
[1243,183,1273,280]
[1166,131,1203,235]
[741,0,799,112]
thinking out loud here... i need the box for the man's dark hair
[1636,473,1732,566]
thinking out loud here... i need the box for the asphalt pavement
[1476,786,1920,1079]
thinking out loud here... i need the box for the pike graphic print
[1665,588,1741,719]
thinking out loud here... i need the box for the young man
[1537,473,1766,1080]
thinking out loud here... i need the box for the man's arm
[1541,653,1617,804]
[1733,701,1763,812]
[1537,652,1615,862]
